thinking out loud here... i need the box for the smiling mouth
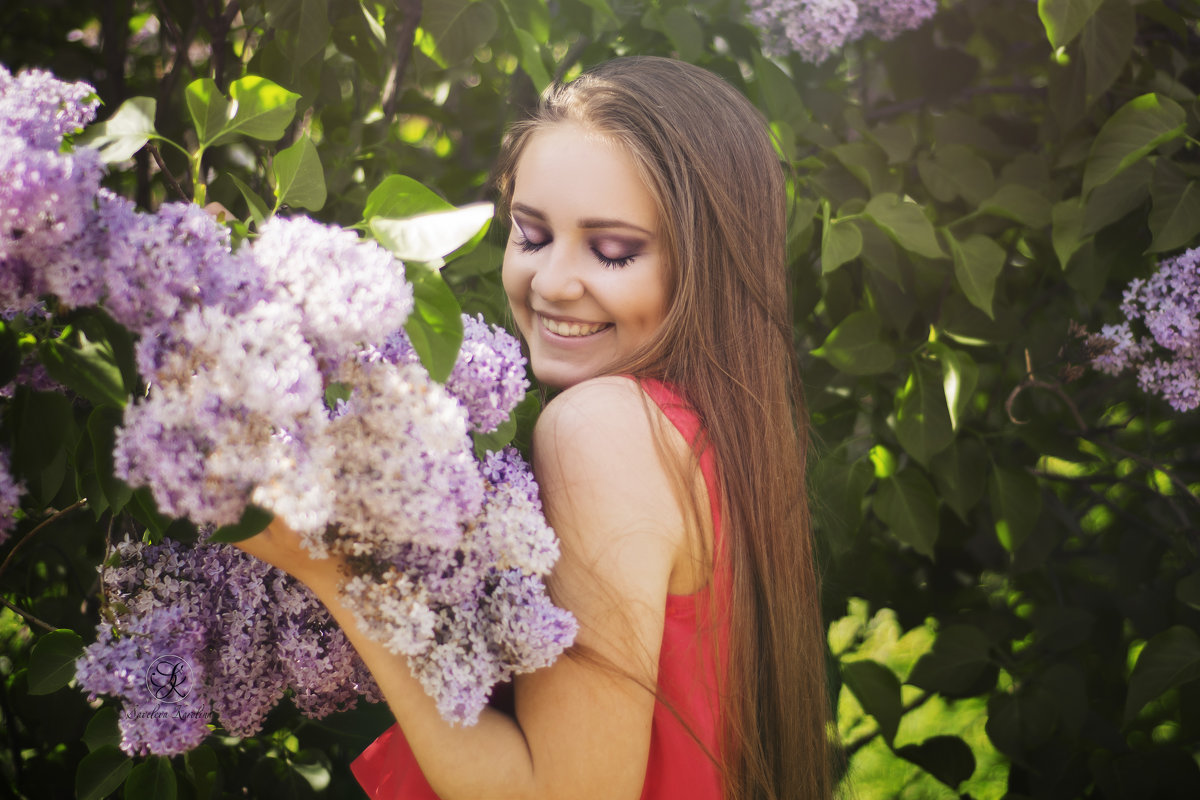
[538,315,612,337]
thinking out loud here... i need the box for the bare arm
[238,376,686,800]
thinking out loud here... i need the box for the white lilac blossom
[1089,248,1200,411]
[378,315,529,433]
[251,216,414,365]
[115,301,332,532]
[77,538,380,755]
[746,0,938,63]
[0,448,24,544]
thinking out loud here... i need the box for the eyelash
[513,234,637,270]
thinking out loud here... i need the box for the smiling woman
[501,121,668,390]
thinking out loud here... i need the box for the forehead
[512,122,658,230]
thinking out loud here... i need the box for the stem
[192,147,207,206]
[147,143,190,202]
[0,596,55,633]
[0,499,87,584]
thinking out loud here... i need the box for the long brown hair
[494,56,830,800]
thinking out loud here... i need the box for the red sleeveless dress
[350,378,729,799]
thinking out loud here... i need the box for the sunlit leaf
[864,193,945,258]
[76,96,157,163]
[371,203,494,266]
[1038,0,1104,49]
[272,133,326,211]
[811,310,895,376]
[1082,93,1186,196]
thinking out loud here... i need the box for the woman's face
[502,122,668,390]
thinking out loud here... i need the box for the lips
[538,314,611,337]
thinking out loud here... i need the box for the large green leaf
[1038,0,1104,49]
[989,465,1042,552]
[1125,626,1200,723]
[811,448,873,552]
[76,746,133,800]
[1051,198,1087,269]
[873,467,939,558]
[894,362,954,465]
[842,659,902,744]
[810,310,895,376]
[916,144,994,205]
[895,736,976,790]
[82,707,120,753]
[945,231,1006,319]
[1081,0,1135,105]
[1148,158,1200,253]
[513,28,552,93]
[1081,93,1186,196]
[363,175,454,222]
[185,78,229,148]
[821,216,863,274]
[421,0,498,66]
[404,267,465,383]
[929,439,988,521]
[864,193,945,258]
[75,96,157,163]
[27,629,84,695]
[38,329,127,409]
[125,756,177,800]
[88,406,133,516]
[908,624,993,695]
[188,76,300,148]
[977,183,1052,229]
[272,133,326,211]
[371,203,494,267]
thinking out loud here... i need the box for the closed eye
[516,235,548,254]
[592,248,636,269]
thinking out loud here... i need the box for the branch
[0,596,55,633]
[0,499,87,584]
[381,0,423,121]
[147,142,190,202]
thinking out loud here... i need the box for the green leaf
[989,683,1063,756]
[272,134,325,211]
[1081,0,1135,105]
[227,173,270,225]
[662,7,704,62]
[945,231,1005,319]
[869,120,916,164]
[83,707,121,753]
[76,745,133,800]
[864,193,945,258]
[208,504,273,544]
[894,362,954,466]
[88,406,133,515]
[1176,571,1200,611]
[1052,199,1087,269]
[811,448,873,554]
[185,78,229,148]
[810,310,895,376]
[1148,158,1200,253]
[363,175,453,222]
[404,268,464,383]
[473,414,518,460]
[38,331,127,408]
[513,29,552,93]
[1125,626,1200,723]
[1038,0,1104,49]
[977,183,1052,228]
[821,216,863,274]
[832,141,892,194]
[371,203,494,267]
[895,736,976,789]
[28,629,84,695]
[13,389,76,505]
[293,0,332,67]
[908,625,993,695]
[929,439,988,521]
[926,342,978,431]
[185,745,219,800]
[989,466,1042,552]
[842,660,902,744]
[421,0,498,66]
[125,757,177,800]
[1082,93,1186,196]
[917,144,994,205]
[1082,157,1153,235]
[76,96,158,163]
[873,467,939,558]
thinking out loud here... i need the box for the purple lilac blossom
[854,0,939,40]
[0,65,99,150]
[77,538,378,755]
[0,448,24,545]
[1089,248,1200,411]
[251,216,414,365]
[746,0,938,63]
[377,314,529,433]
[115,301,332,532]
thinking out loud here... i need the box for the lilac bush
[746,0,939,63]
[1090,248,1200,412]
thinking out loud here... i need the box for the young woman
[239,56,830,800]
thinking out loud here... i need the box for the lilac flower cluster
[746,0,938,63]
[340,446,574,724]
[377,314,530,433]
[0,448,23,544]
[1090,248,1200,412]
[75,538,380,755]
[1,61,572,737]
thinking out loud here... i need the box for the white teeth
[540,316,608,337]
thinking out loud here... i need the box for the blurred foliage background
[2,0,1200,798]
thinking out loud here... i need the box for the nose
[529,243,585,302]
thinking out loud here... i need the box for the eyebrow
[511,202,655,237]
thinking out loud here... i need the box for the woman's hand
[234,517,343,593]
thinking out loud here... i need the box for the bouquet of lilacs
[746,0,939,63]
[0,65,576,755]
[1087,247,1200,412]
